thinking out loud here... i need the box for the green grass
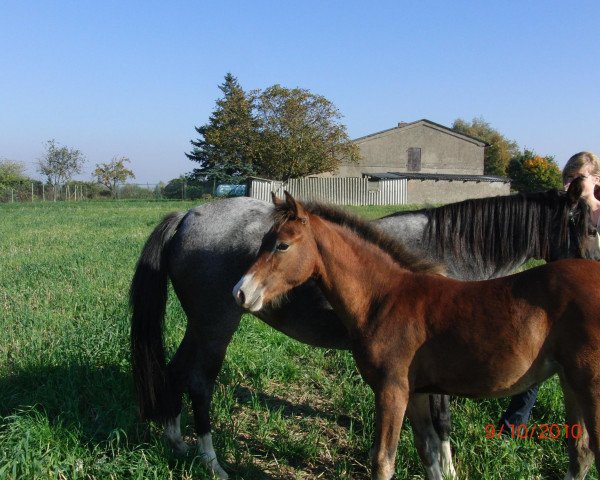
[0,200,593,479]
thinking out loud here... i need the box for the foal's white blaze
[164,414,189,455]
[232,273,265,311]
[198,433,229,479]
[440,440,456,478]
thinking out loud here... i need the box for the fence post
[31,183,34,202]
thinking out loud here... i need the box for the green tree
[93,156,136,198]
[254,85,360,180]
[452,117,519,176]
[37,139,86,200]
[507,149,562,192]
[0,159,29,187]
[186,74,359,182]
[186,73,259,183]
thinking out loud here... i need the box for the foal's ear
[283,191,307,223]
[271,191,285,206]
[566,176,584,206]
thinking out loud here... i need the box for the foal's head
[233,192,444,312]
[233,192,319,311]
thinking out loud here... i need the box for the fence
[0,182,203,203]
[0,183,94,203]
[248,176,407,205]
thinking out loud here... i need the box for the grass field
[0,199,593,479]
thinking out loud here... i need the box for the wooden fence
[248,177,407,205]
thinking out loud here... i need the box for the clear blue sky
[2,1,599,184]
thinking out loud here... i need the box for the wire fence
[0,182,215,203]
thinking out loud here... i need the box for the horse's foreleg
[429,394,455,478]
[407,394,445,480]
[370,382,409,480]
[560,375,593,480]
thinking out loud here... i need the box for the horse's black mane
[274,200,444,274]
[384,187,590,265]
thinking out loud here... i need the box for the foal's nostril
[236,289,245,306]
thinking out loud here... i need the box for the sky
[2,1,599,184]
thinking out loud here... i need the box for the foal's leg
[370,382,409,480]
[559,375,593,480]
[568,386,600,478]
[406,394,444,480]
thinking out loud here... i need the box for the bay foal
[234,192,600,480]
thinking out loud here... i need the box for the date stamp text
[485,423,582,440]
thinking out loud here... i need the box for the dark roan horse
[234,192,600,480]
[130,177,598,478]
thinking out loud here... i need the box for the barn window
[407,147,421,172]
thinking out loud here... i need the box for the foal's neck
[311,216,405,331]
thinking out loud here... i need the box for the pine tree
[186,73,259,183]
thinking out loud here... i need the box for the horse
[233,191,600,480]
[130,177,598,478]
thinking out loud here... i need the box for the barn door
[407,147,421,172]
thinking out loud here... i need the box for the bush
[508,150,562,192]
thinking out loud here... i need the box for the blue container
[215,184,247,197]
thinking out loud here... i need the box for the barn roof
[353,119,488,147]
[364,172,510,183]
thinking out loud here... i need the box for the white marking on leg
[564,473,575,480]
[426,462,443,480]
[440,440,456,478]
[198,433,229,479]
[164,414,189,456]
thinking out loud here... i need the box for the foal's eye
[275,242,289,251]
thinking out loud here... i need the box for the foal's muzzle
[232,274,264,312]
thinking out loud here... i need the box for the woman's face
[564,165,599,200]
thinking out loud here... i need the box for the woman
[563,151,600,225]
[498,151,600,433]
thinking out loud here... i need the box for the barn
[330,119,510,203]
[248,119,510,205]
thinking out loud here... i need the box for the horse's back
[175,196,273,252]
[167,197,274,306]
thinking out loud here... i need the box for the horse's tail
[130,210,186,422]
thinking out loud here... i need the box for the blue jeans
[498,384,539,434]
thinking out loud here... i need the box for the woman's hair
[563,151,600,199]
[563,151,600,182]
